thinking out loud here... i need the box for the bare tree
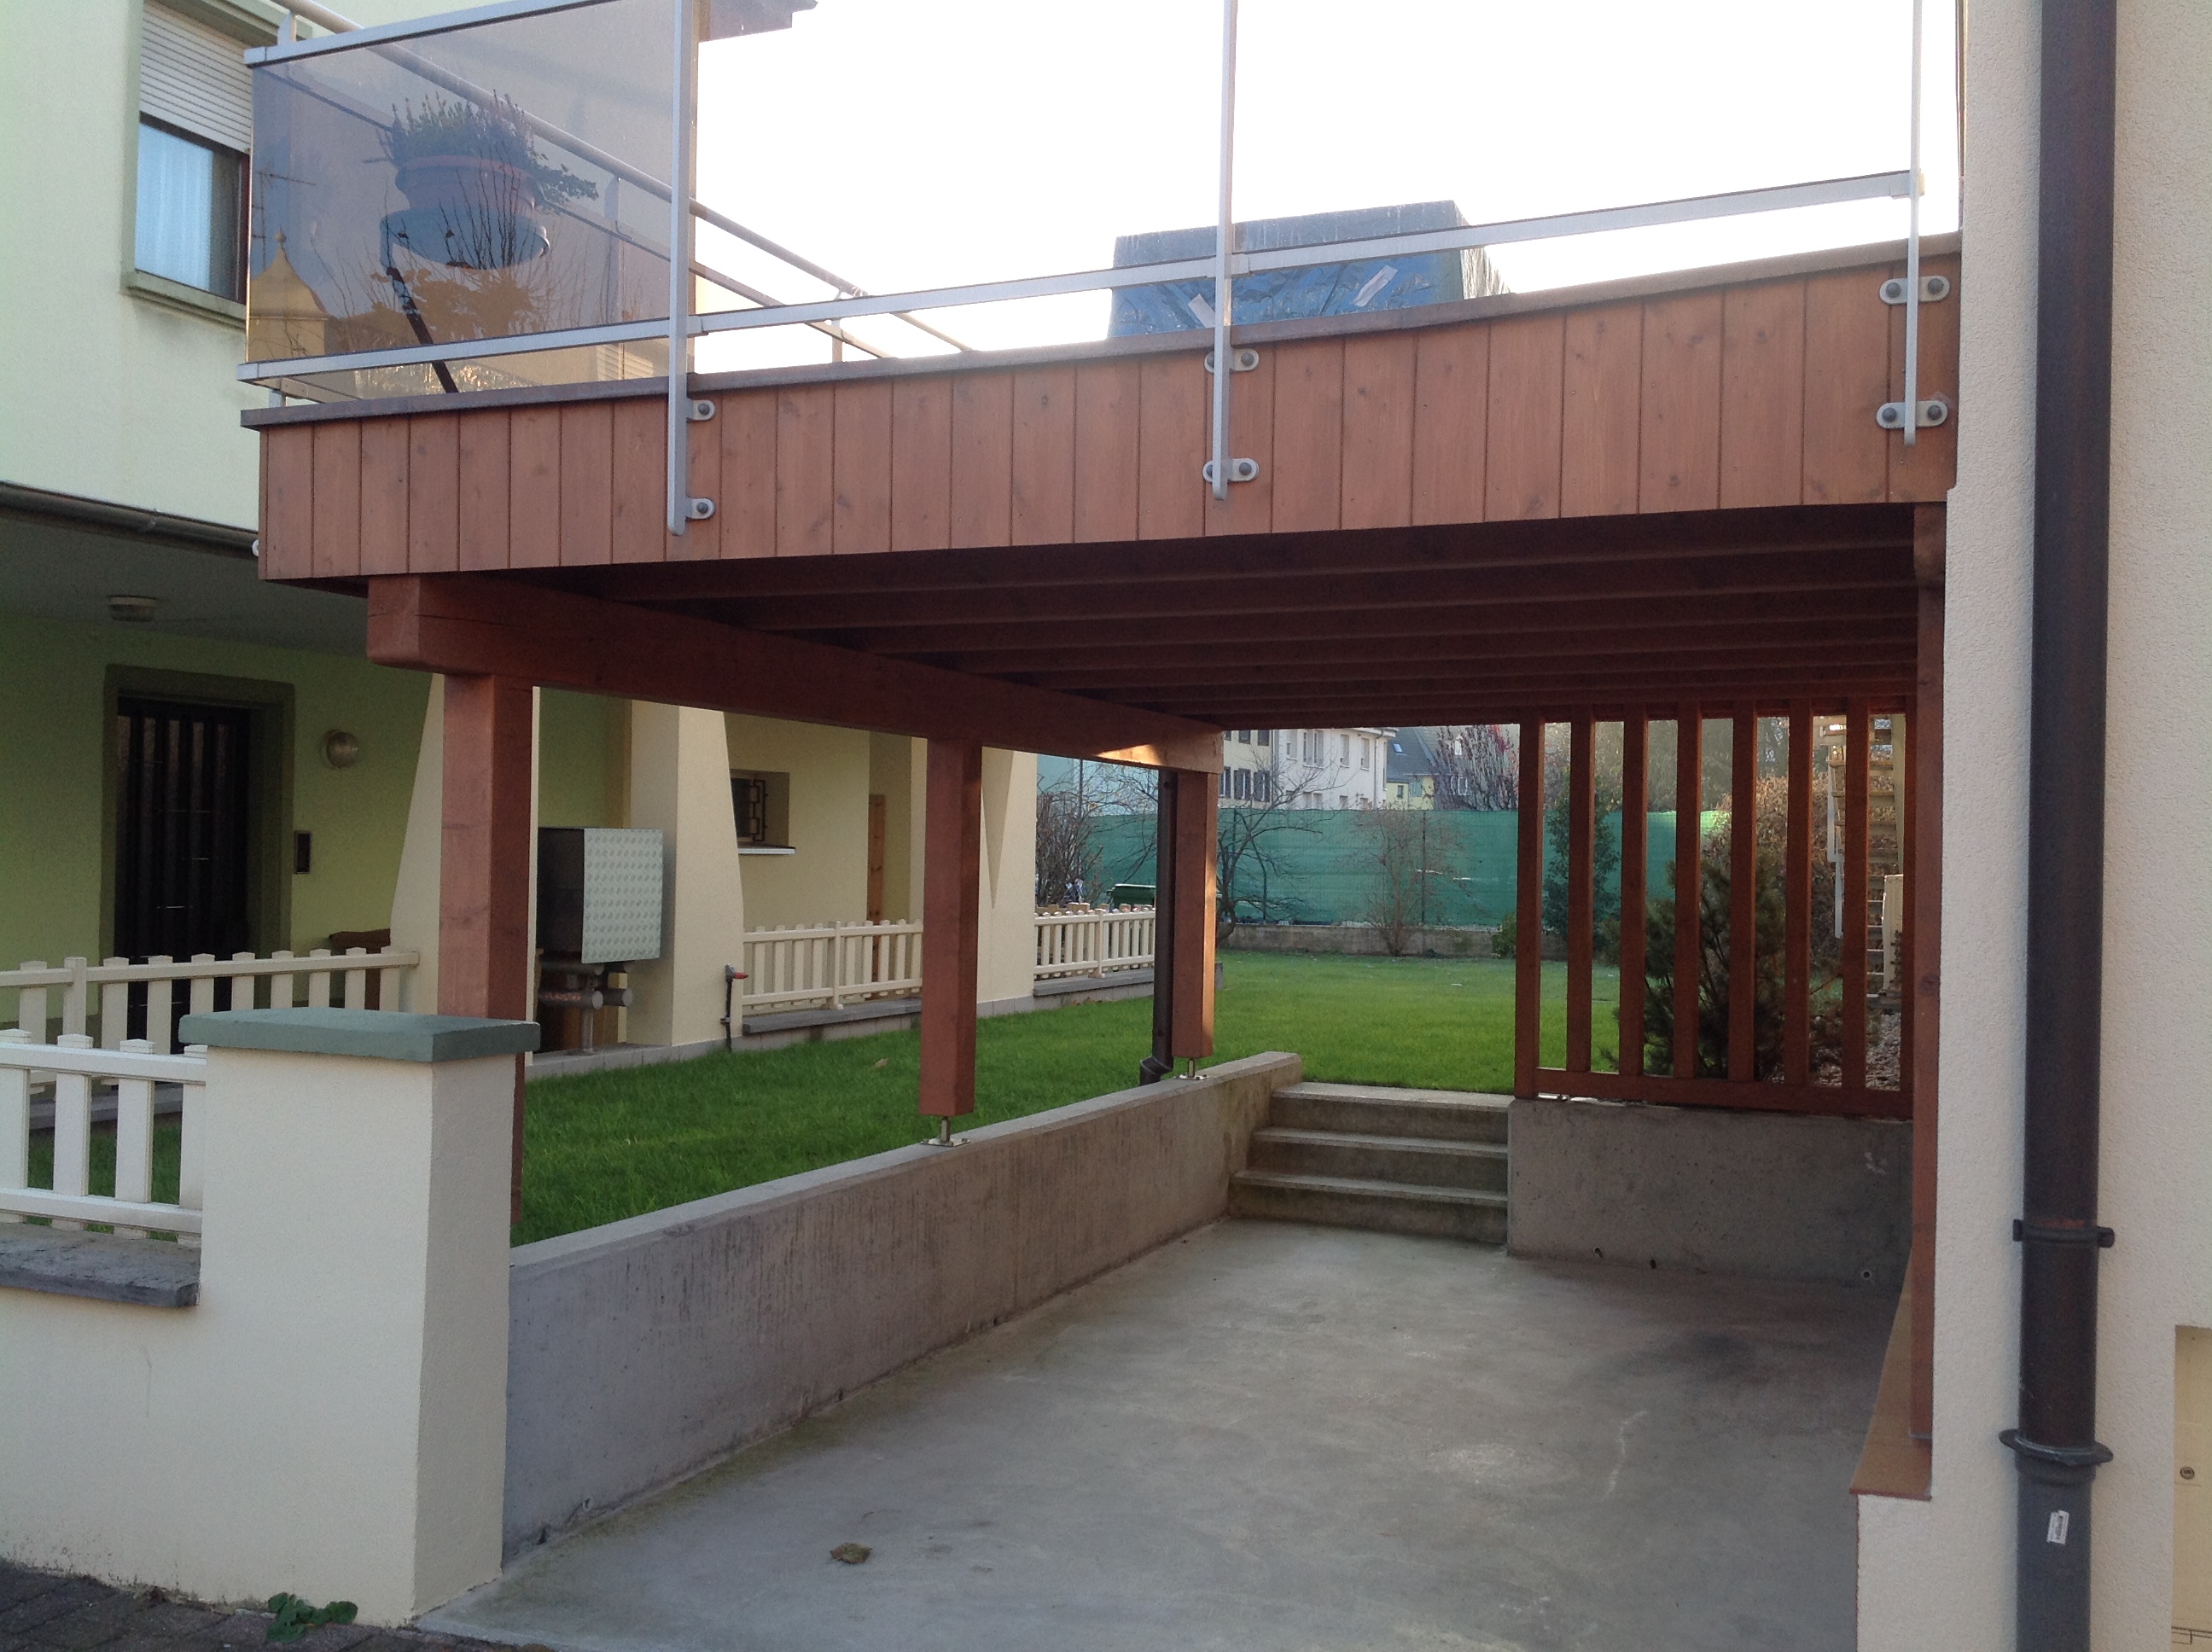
[1429,724,1521,811]
[1348,809,1464,956]
[1035,760,1158,905]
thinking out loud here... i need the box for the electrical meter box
[537,827,664,965]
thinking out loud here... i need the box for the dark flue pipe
[2002,0,2118,1643]
[1140,771,1179,1085]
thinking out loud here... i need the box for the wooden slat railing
[740,921,923,1012]
[1520,696,1918,1120]
[1033,905,1155,980]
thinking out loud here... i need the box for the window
[1236,729,1252,744]
[1254,771,1272,802]
[1257,729,1271,747]
[730,771,791,846]
[1220,770,1231,799]
[1232,769,1249,800]
[137,120,246,297]
[1359,738,1371,770]
[137,4,254,301]
[1338,733,1352,764]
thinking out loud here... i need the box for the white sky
[690,0,1959,371]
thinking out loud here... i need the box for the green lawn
[514,954,1614,1244]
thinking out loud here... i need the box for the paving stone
[0,1573,67,1614]
[0,1584,109,1637]
[0,1572,529,1652]
[27,1592,154,1651]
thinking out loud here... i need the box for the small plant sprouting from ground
[265,1595,356,1643]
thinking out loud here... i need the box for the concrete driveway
[426,1220,1890,1652]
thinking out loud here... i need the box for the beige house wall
[1855,2,2212,1643]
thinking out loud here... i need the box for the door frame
[101,666,294,960]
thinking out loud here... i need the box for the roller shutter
[139,3,253,154]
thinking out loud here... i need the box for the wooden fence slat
[1617,712,1649,1079]
[557,400,614,567]
[507,405,562,568]
[1561,301,1643,517]
[1720,280,1807,508]
[1514,720,1545,1096]
[1910,563,1945,1440]
[456,410,511,571]
[1205,345,1276,536]
[1801,267,1892,504]
[890,377,953,551]
[1842,697,1871,1089]
[1727,706,1758,1081]
[775,385,835,556]
[715,390,777,558]
[1785,698,1814,1084]
[1531,1067,1911,1120]
[1887,253,1962,503]
[358,416,411,576]
[406,412,460,573]
[612,395,670,563]
[309,421,362,579]
[1672,707,1703,1079]
[1566,712,1595,1073]
[260,424,315,579]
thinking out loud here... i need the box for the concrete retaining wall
[1225,922,1501,957]
[501,1051,1301,1556]
[1508,1096,1912,1288]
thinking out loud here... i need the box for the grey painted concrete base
[1509,1096,1913,1288]
[428,1221,1889,1652]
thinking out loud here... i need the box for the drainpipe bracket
[1877,398,1950,431]
[1201,458,1260,486]
[1204,348,1260,374]
[1999,1429,2114,1472]
[1880,275,1953,305]
[2012,1218,2116,1248]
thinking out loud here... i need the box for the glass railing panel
[247,0,678,390]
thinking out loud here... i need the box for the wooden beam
[1728,707,1758,1080]
[1515,720,1544,1097]
[367,574,1222,772]
[1909,522,1944,1442]
[1129,660,1919,709]
[437,672,533,1221]
[1167,771,1216,1061]
[1842,697,1871,1090]
[707,544,1917,631]
[876,587,1921,659]
[1673,708,1703,1079]
[1566,713,1595,1073]
[1784,698,1814,1085]
[1618,712,1648,1080]
[919,740,982,1120]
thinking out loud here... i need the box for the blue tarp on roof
[1109,201,1506,337]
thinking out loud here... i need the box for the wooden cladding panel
[1639,293,1724,511]
[507,405,561,569]
[832,380,894,555]
[1136,354,1206,540]
[1720,282,1807,509]
[1486,313,1563,521]
[1073,360,1141,544]
[358,417,410,578]
[1340,333,1417,531]
[1560,304,1641,516]
[776,386,834,556]
[257,256,1953,578]
[718,390,777,557]
[949,373,1014,548]
[1270,338,1346,534]
[1411,324,1487,524]
[890,378,953,551]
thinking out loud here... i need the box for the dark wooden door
[114,698,254,963]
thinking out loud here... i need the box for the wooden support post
[1784,699,1814,1085]
[1909,510,1944,1441]
[1618,712,1648,1082]
[1672,707,1703,1079]
[1167,769,1217,1062]
[920,739,983,1120]
[437,673,533,1220]
[1566,713,1595,1073]
[1727,706,1758,1081]
[1513,720,1544,1097]
[1842,698,1871,1091]
[1144,771,1180,1085]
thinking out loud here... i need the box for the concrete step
[1230,1170,1509,1245]
[1266,1082,1510,1144]
[1247,1126,1508,1193]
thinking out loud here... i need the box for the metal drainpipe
[1139,771,1179,1085]
[2000,1,2118,1644]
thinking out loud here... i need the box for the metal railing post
[1903,0,1924,448]
[1208,0,1238,502]
[667,0,704,532]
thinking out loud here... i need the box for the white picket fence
[1033,905,1155,980]
[3,948,418,1049]
[741,922,924,1012]
[0,1031,206,1239]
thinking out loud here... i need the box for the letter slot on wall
[536,827,664,966]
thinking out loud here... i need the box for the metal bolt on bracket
[688,398,717,421]
[1204,347,1260,374]
[1202,457,1260,486]
[684,497,717,520]
[1880,274,1951,305]
[1877,398,1949,431]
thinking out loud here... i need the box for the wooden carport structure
[250,236,1954,1436]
